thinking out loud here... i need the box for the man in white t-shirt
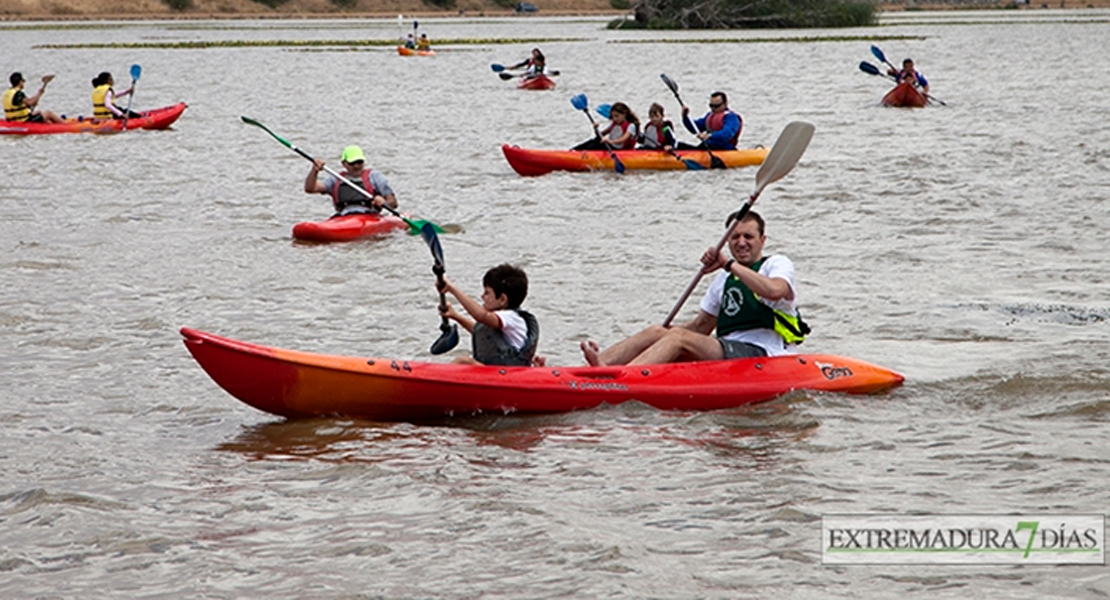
[581,210,805,366]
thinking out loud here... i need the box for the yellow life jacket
[3,87,31,122]
[92,84,114,119]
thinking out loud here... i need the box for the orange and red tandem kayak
[501,144,768,176]
[0,102,187,135]
[181,327,904,422]
[881,81,927,108]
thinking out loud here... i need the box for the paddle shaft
[661,201,753,327]
[122,66,140,129]
[580,108,626,173]
[662,75,725,169]
[661,120,815,326]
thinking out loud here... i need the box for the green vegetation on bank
[610,34,923,43]
[612,0,878,29]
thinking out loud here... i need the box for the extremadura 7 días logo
[821,514,1105,565]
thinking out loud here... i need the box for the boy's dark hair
[483,264,528,309]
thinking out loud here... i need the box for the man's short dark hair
[10,72,24,87]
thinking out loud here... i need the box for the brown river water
[2,11,1108,598]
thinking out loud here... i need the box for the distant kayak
[292,212,410,242]
[181,327,905,422]
[397,46,435,57]
[517,74,556,90]
[502,144,769,176]
[881,81,927,108]
[0,102,187,135]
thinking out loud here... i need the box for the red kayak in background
[518,74,556,90]
[0,102,187,135]
[881,81,927,108]
[181,327,904,422]
[292,212,409,242]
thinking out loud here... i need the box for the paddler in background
[678,91,741,150]
[3,72,64,124]
[91,72,140,119]
[304,145,399,217]
[417,33,432,51]
[507,48,545,75]
[888,58,929,96]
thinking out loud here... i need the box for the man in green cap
[304,145,398,216]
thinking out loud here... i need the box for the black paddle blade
[499,72,515,80]
[429,322,459,355]
[859,61,881,76]
[491,63,505,72]
[420,223,444,267]
[660,73,678,94]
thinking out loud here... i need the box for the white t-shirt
[494,309,528,350]
[699,254,798,357]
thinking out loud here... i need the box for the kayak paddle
[570,93,625,174]
[121,63,141,130]
[491,63,506,72]
[660,73,726,169]
[599,103,705,171]
[241,116,444,235]
[662,121,815,327]
[423,222,459,355]
[867,46,947,106]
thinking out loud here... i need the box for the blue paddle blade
[570,93,588,111]
[491,63,505,72]
[130,64,141,80]
[421,222,444,267]
[870,45,887,63]
[596,104,611,119]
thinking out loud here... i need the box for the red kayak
[881,81,927,108]
[0,102,187,135]
[181,327,904,422]
[292,212,410,242]
[518,74,556,90]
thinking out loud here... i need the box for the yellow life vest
[3,87,31,122]
[92,84,114,119]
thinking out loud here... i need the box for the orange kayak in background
[397,46,435,56]
[181,327,904,422]
[881,81,927,108]
[502,144,768,176]
[0,102,187,135]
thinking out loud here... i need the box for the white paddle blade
[752,121,815,197]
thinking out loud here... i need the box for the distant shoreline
[2,1,1107,22]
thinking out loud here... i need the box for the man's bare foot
[580,340,603,366]
[531,355,547,367]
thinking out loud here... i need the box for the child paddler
[436,264,541,366]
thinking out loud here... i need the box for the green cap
[340,145,365,163]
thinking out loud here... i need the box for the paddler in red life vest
[638,103,676,151]
[888,58,929,96]
[304,145,398,217]
[679,91,742,150]
[572,102,641,151]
